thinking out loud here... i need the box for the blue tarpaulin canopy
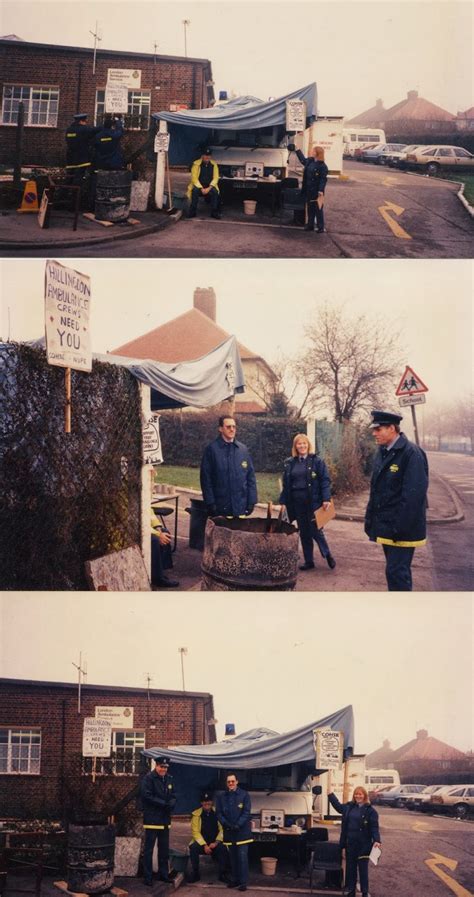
[153,83,317,130]
[26,335,245,410]
[153,83,317,166]
[143,706,354,813]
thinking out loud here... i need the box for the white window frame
[95,89,151,130]
[1,85,59,127]
[0,727,41,774]
[83,729,145,776]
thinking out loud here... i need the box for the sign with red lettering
[44,259,92,372]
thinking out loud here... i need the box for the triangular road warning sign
[396,365,429,396]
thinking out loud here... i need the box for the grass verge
[443,173,474,205]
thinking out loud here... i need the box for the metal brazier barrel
[95,170,132,222]
[201,516,299,591]
[67,824,116,894]
[185,498,209,551]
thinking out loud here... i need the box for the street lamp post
[182,19,190,57]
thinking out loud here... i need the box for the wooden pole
[166,153,173,210]
[92,755,97,784]
[65,368,71,433]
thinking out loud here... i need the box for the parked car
[353,143,379,160]
[386,144,424,169]
[377,784,425,807]
[405,785,449,811]
[361,143,406,164]
[369,784,399,804]
[429,785,474,819]
[405,144,474,176]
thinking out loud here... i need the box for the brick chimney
[416,729,428,739]
[375,98,384,109]
[407,90,419,101]
[194,287,216,321]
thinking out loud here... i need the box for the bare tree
[291,304,403,421]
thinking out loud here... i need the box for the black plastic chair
[279,187,305,225]
[308,841,343,894]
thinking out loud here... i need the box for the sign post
[395,365,429,447]
[44,259,92,433]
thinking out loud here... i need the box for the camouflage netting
[1,343,143,590]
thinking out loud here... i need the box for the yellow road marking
[382,177,399,186]
[425,851,473,897]
[412,821,432,832]
[378,199,412,240]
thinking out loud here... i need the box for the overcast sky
[0,592,472,754]
[2,258,473,426]
[2,0,473,119]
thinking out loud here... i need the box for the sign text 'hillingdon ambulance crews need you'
[44,259,92,372]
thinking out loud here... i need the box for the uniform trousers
[383,545,415,591]
[228,843,249,887]
[143,827,169,880]
[344,842,369,896]
[190,186,219,214]
[292,493,330,564]
[189,841,228,875]
[306,198,324,231]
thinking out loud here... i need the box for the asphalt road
[13,161,472,259]
[427,452,474,591]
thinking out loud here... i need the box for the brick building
[0,36,214,166]
[366,729,473,785]
[0,678,216,819]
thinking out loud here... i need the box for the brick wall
[0,42,212,166]
[0,681,215,819]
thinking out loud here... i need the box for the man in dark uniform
[188,792,229,883]
[140,756,176,885]
[65,113,99,186]
[364,410,429,591]
[215,773,252,892]
[287,143,328,232]
[200,416,257,518]
[94,115,125,171]
[187,148,221,219]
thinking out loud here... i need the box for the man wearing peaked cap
[364,409,429,591]
[188,791,229,883]
[140,757,176,885]
[187,147,221,219]
[65,111,100,204]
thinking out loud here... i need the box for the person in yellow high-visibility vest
[187,148,221,219]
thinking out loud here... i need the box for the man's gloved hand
[287,143,296,152]
[206,505,217,516]
[246,505,254,516]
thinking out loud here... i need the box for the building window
[1,85,59,127]
[95,90,151,130]
[0,728,41,774]
[83,730,145,775]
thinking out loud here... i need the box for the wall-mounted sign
[105,85,128,114]
[286,99,306,132]
[44,259,91,372]
[82,717,112,757]
[143,413,163,464]
[313,728,344,770]
[107,68,142,88]
[95,706,134,727]
[154,132,170,153]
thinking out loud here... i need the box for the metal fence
[0,343,143,590]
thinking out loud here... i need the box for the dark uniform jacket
[279,453,331,522]
[200,436,257,517]
[141,770,177,828]
[65,122,100,169]
[364,432,429,546]
[329,794,380,852]
[94,122,125,170]
[215,787,253,846]
[295,149,328,200]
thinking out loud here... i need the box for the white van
[343,127,385,157]
[365,768,400,796]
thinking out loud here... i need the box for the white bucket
[243,199,257,215]
[261,857,278,876]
